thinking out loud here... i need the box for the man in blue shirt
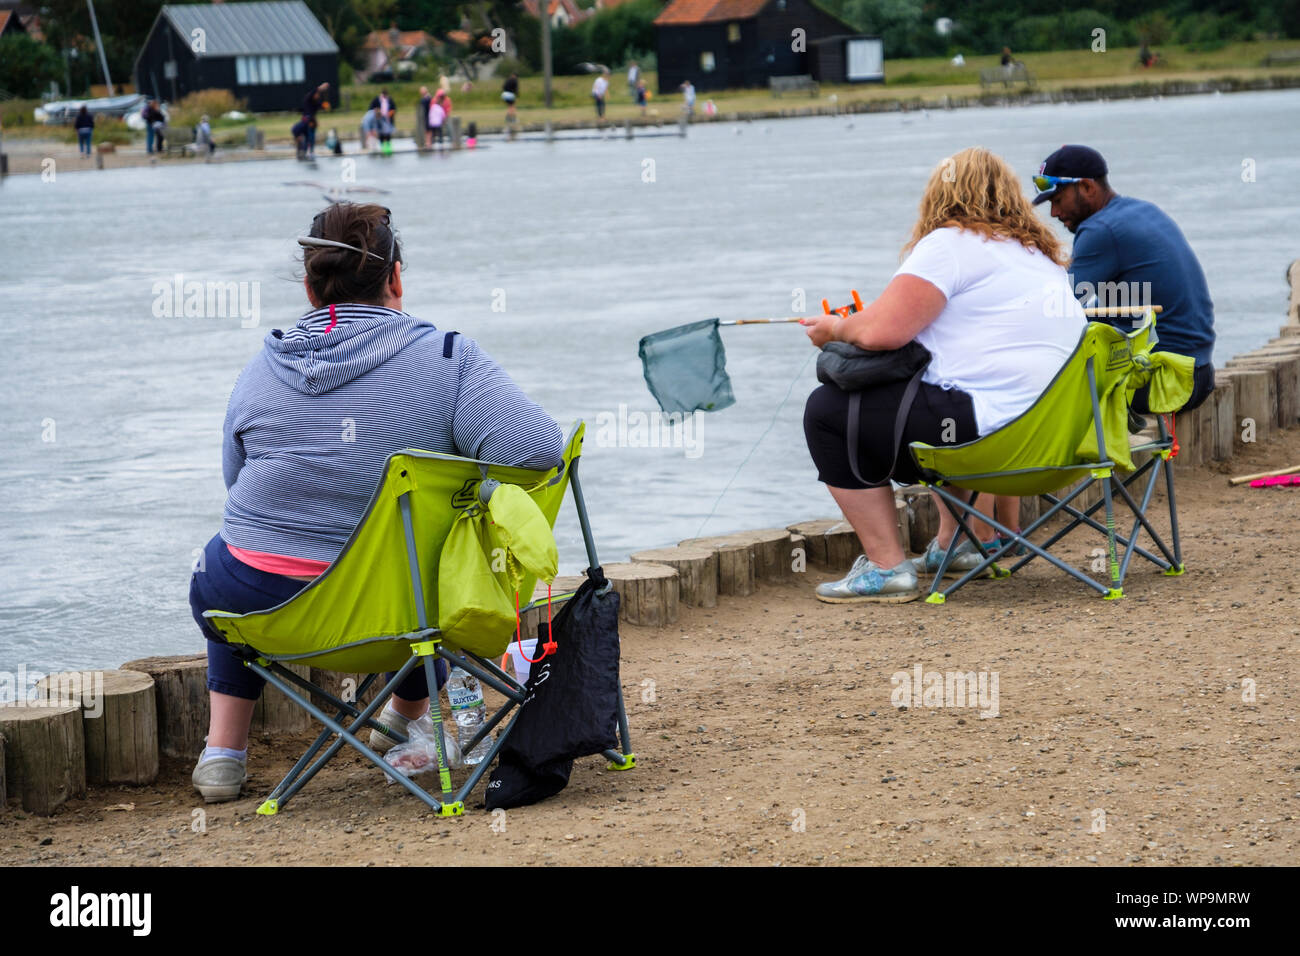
[1033,145,1216,412]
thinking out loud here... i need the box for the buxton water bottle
[446,667,491,766]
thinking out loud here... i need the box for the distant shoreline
[4,74,1299,178]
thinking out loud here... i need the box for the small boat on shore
[34,93,147,125]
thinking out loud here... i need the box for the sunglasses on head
[297,207,396,264]
[1032,174,1084,193]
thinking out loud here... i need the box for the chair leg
[1162,455,1184,572]
[247,657,451,816]
[605,680,637,770]
[262,672,384,806]
[1112,464,1179,571]
[1098,473,1123,598]
[929,484,1111,601]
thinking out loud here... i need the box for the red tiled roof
[522,0,586,18]
[654,0,769,26]
[362,29,431,51]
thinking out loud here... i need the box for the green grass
[4,39,1299,146]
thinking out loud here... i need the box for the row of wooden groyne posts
[3,262,1299,817]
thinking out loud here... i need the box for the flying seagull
[282,181,392,205]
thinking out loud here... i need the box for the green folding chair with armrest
[202,422,636,817]
[908,315,1194,604]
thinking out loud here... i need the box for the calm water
[2,90,1297,675]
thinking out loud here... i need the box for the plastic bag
[382,714,461,781]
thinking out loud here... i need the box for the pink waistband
[227,544,331,579]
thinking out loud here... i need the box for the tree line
[3,0,1298,100]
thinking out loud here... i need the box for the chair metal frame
[212,433,636,818]
[917,354,1185,604]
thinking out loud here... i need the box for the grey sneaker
[192,755,248,804]
[815,557,920,604]
[910,537,995,580]
[368,706,412,754]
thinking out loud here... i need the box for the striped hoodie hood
[264,304,435,396]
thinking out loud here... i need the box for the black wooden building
[654,0,860,94]
[134,1,338,111]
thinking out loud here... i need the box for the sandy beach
[4,422,1297,867]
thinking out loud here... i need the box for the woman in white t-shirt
[801,147,1085,603]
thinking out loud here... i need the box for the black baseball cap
[1032,145,1109,205]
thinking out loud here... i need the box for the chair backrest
[204,424,584,674]
[909,319,1168,496]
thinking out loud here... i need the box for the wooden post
[122,655,209,758]
[250,662,312,735]
[601,562,679,626]
[1268,355,1300,429]
[899,486,940,554]
[0,703,85,815]
[625,117,633,139]
[35,670,158,786]
[786,518,861,566]
[894,497,911,556]
[1173,396,1214,470]
[785,519,834,565]
[681,529,793,585]
[309,670,385,712]
[1221,367,1277,446]
[1285,259,1300,326]
[1210,378,1236,461]
[678,537,755,596]
[733,528,799,582]
[449,115,462,150]
[630,546,718,607]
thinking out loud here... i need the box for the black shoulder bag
[815,340,932,485]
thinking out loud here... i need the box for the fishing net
[637,318,736,414]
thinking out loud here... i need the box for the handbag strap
[846,368,926,487]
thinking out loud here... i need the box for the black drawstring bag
[485,568,622,810]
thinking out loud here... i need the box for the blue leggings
[189,533,442,701]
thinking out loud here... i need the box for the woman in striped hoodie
[188,203,563,802]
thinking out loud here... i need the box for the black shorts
[804,379,979,488]
[1131,363,1214,414]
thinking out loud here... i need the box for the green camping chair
[908,315,1194,604]
[202,422,636,817]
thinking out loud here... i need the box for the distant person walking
[75,105,94,157]
[426,96,446,149]
[195,114,215,155]
[635,77,648,116]
[369,88,396,148]
[626,61,639,98]
[360,108,381,152]
[502,73,519,123]
[592,70,609,121]
[300,82,330,157]
[680,80,696,118]
[418,86,432,146]
[143,100,167,154]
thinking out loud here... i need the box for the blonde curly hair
[902,147,1066,266]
